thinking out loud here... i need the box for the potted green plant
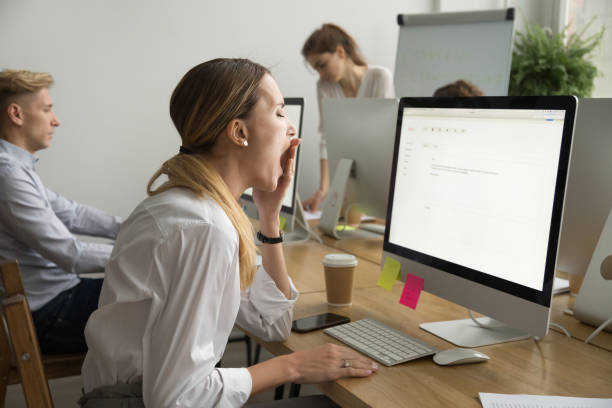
[509,22,604,97]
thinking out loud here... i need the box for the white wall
[438,0,558,35]
[0,0,431,218]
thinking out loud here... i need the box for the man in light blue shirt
[0,69,120,354]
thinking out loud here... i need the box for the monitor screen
[389,106,565,292]
[383,96,576,341]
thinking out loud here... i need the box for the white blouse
[82,188,298,408]
[317,65,395,159]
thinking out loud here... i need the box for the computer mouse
[433,348,490,366]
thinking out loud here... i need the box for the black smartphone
[291,313,350,333]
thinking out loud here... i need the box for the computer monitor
[319,98,398,239]
[559,98,612,333]
[241,98,305,237]
[382,96,577,347]
[557,98,612,278]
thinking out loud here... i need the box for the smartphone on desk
[292,313,350,333]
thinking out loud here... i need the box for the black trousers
[31,278,103,354]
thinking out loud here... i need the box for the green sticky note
[336,224,355,231]
[279,216,287,231]
[378,257,401,291]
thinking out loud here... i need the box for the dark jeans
[31,278,103,355]
[247,395,340,407]
[78,383,338,408]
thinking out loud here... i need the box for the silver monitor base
[319,158,354,239]
[282,195,312,244]
[420,317,530,347]
[319,158,386,240]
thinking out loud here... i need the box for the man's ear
[225,118,249,147]
[7,103,24,126]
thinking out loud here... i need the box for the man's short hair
[433,80,484,97]
[0,69,54,113]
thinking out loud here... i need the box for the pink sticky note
[399,274,424,309]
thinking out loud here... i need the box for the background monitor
[556,98,612,278]
[319,98,398,238]
[241,97,303,233]
[382,96,577,346]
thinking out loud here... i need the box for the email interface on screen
[243,103,301,209]
[388,108,566,291]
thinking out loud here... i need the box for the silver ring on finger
[342,359,351,368]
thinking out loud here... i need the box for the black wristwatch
[257,230,283,244]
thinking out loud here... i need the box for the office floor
[5,333,321,406]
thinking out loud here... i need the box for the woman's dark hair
[433,80,484,97]
[302,23,366,66]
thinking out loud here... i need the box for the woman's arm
[302,158,329,212]
[252,138,300,299]
[236,261,297,342]
[258,214,291,299]
[303,81,332,212]
[320,158,329,196]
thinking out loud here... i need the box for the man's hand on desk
[286,343,378,383]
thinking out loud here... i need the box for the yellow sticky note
[336,224,355,231]
[378,257,401,291]
[279,216,287,231]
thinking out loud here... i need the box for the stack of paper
[479,393,612,408]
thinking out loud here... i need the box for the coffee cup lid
[323,253,358,267]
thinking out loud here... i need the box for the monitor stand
[319,158,380,240]
[282,196,312,243]
[420,316,530,348]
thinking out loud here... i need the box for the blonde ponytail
[148,154,256,289]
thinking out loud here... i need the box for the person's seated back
[433,79,484,97]
[0,69,120,354]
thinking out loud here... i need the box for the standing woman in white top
[301,23,395,212]
[80,59,377,408]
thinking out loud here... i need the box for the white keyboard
[324,318,438,366]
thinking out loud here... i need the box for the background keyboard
[324,318,438,366]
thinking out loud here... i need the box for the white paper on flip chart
[479,393,612,408]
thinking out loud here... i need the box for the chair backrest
[0,260,53,408]
[0,311,12,406]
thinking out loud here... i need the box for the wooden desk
[256,286,612,407]
[319,233,384,265]
[307,219,385,265]
[282,241,382,294]
[310,232,612,353]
